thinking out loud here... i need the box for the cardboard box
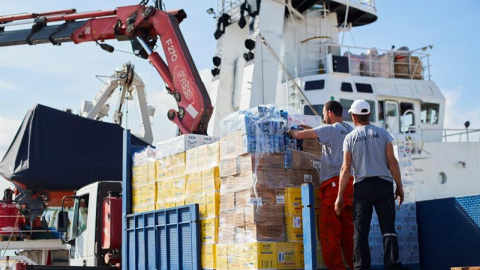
[243,223,285,242]
[201,243,216,269]
[144,183,157,204]
[198,193,207,219]
[295,243,305,269]
[235,188,278,207]
[220,191,236,212]
[171,177,186,198]
[156,134,219,158]
[276,242,296,269]
[239,242,277,270]
[208,141,221,168]
[202,167,221,193]
[216,244,229,270]
[285,215,303,242]
[220,173,255,192]
[218,226,236,244]
[219,210,244,227]
[201,218,219,243]
[244,205,284,225]
[186,172,202,196]
[206,191,220,218]
[285,188,302,216]
[286,169,319,186]
[256,169,289,188]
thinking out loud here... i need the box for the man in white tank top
[335,99,405,270]
[288,100,354,270]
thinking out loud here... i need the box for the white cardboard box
[155,135,219,158]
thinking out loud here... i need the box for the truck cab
[61,181,122,267]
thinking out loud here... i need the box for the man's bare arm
[287,129,318,140]
[335,151,352,215]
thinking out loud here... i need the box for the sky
[1,0,479,190]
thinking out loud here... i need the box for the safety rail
[300,43,432,80]
[418,128,480,142]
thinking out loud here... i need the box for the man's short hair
[355,113,371,122]
[324,100,343,117]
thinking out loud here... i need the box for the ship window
[378,100,385,123]
[420,102,439,124]
[304,104,324,118]
[305,80,325,91]
[355,83,373,93]
[341,82,353,92]
[400,102,415,132]
[340,99,376,122]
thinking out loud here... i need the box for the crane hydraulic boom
[0,4,213,134]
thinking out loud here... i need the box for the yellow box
[227,244,241,270]
[197,144,209,170]
[201,243,216,269]
[239,242,277,269]
[144,183,157,204]
[186,147,199,173]
[144,203,155,212]
[201,218,218,243]
[198,193,207,219]
[276,242,296,269]
[184,195,196,206]
[174,198,185,207]
[156,178,173,202]
[295,243,304,269]
[186,172,202,196]
[155,159,167,180]
[147,160,156,183]
[206,191,220,218]
[208,141,220,168]
[133,187,146,205]
[202,167,221,193]
[216,244,229,270]
[285,215,303,242]
[171,177,186,198]
[173,152,186,167]
[285,188,302,216]
[155,201,166,210]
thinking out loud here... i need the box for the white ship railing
[419,128,480,142]
[300,43,432,81]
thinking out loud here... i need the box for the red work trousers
[318,176,354,270]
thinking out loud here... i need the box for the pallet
[451,267,480,270]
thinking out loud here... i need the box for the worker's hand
[334,196,343,216]
[395,185,404,206]
[299,124,312,129]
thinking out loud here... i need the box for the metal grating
[417,194,480,270]
[124,205,200,270]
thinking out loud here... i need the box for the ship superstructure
[206,0,479,202]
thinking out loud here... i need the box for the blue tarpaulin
[0,104,148,190]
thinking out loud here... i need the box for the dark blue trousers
[353,177,402,270]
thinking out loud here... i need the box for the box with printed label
[256,169,289,188]
[186,172,202,196]
[243,223,285,242]
[144,183,157,204]
[202,167,221,193]
[186,147,199,173]
[276,242,296,269]
[218,226,236,244]
[201,243,216,270]
[285,215,303,242]
[239,242,277,270]
[219,210,244,227]
[206,191,220,218]
[286,169,319,186]
[208,141,221,168]
[171,177,186,198]
[220,191,236,211]
[220,173,254,192]
[294,243,305,269]
[198,193,207,219]
[244,205,284,225]
[201,218,219,243]
[216,244,229,270]
[235,188,278,207]
[285,188,302,216]
[156,134,220,158]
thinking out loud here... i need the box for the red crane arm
[0,5,213,134]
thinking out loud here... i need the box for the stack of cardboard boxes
[216,106,326,269]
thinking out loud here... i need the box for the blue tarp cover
[0,104,148,190]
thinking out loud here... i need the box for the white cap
[348,99,370,115]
